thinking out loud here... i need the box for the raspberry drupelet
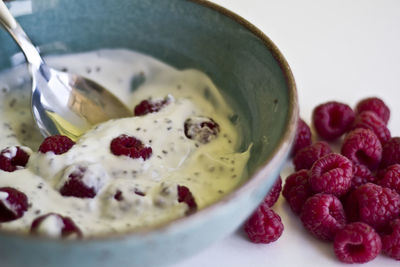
[352,111,391,144]
[380,137,400,169]
[351,164,376,190]
[0,146,30,172]
[381,218,400,260]
[282,169,313,214]
[300,193,346,241]
[31,213,82,239]
[341,128,382,170]
[110,134,152,160]
[309,153,353,197]
[263,176,282,207]
[134,96,171,116]
[312,101,355,140]
[177,185,197,215]
[38,135,75,155]
[244,203,284,244]
[0,187,28,222]
[293,141,332,171]
[377,164,400,194]
[334,222,382,264]
[355,97,390,125]
[184,117,220,144]
[292,118,312,156]
[345,183,400,230]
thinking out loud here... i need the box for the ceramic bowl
[0,0,298,266]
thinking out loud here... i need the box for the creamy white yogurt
[0,49,250,237]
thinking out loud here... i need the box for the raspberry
[0,146,30,172]
[114,190,124,201]
[184,117,220,144]
[355,97,390,125]
[352,111,391,144]
[309,153,353,197]
[244,204,284,244]
[381,218,400,260]
[110,134,152,160]
[282,170,313,214]
[312,101,355,140]
[345,183,400,230]
[134,96,171,116]
[114,188,145,201]
[334,222,381,263]
[380,137,400,169]
[177,185,197,215]
[293,141,332,171]
[263,176,282,207]
[0,187,28,222]
[351,164,376,189]
[59,163,107,199]
[38,135,75,155]
[292,118,312,155]
[300,193,346,240]
[377,164,400,194]
[31,213,82,239]
[341,128,382,170]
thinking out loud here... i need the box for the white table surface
[175,1,400,266]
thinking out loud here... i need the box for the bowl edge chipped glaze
[0,0,298,266]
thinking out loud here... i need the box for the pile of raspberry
[243,97,400,264]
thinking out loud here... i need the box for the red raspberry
[282,170,313,214]
[134,96,170,116]
[244,204,284,244]
[381,218,400,260]
[293,141,332,171]
[309,153,353,197]
[341,128,382,170]
[351,164,376,189]
[352,111,391,144]
[377,164,400,194]
[345,183,400,230]
[0,146,30,172]
[59,164,104,199]
[334,222,381,263]
[292,118,312,155]
[110,134,152,160]
[380,137,400,169]
[300,193,346,241]
[0,187,28,222]
[263,176,282,207]
[355,97,390,125]
[39,135,75,155]
[114,190,124,201]
[177,185,197,215]
[184,117,220,144]
[312,101,355,140]
[31,213,82,239]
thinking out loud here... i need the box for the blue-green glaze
[0,0,298,266]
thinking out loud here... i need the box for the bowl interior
[0,0,291,176]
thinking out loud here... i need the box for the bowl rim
[0,0,298,243]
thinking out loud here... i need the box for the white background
[175,1,400,267]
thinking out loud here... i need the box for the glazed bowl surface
[0,0,297,266]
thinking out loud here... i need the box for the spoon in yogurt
[0,1,131,141]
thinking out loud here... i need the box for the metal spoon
[0,1,131,141]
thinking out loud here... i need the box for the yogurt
[0,49,250,237]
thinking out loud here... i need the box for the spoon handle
[0,1,16,29]
[0,1,44,71]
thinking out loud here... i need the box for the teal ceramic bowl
[0,0,298,266]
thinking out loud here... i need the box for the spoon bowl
[0,0,131,141]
